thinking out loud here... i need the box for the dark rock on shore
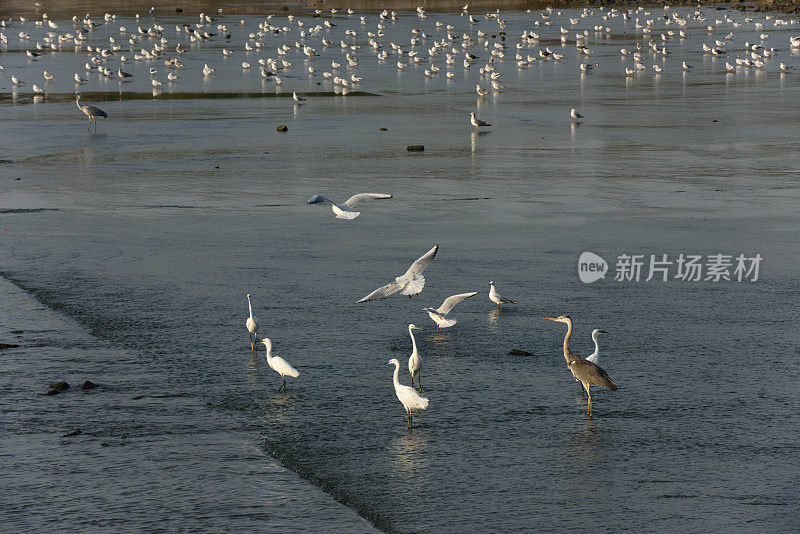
[508,349,534,356]
[81,381,97,390]
[277,124,288,132]
[63,430,82,437]
[406,145,424,152]
[49,381,70,391]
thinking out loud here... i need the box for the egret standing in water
[387,358,428,429]
[545,315,617,415]
[261,338,299,391]
[407,324,422,390]
[75,93,107,132]
[585,329,608,365]
[245,294,259,353]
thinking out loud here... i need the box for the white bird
[246,293,259,352]
[261,338,299,391]
[423,291,478,332]
[292,91,305,104]
[11,75,24,85]
[488,281,516,309]
[406,324,423,390]
[32,84,44,93]
[470,112,490,130]
[357,245,438,303]
[476,83,489,96]
[202,63,214,76]
[571,108,584,121]
[387,358,428,429]
[307,192,392,220]
[585,329,609,365]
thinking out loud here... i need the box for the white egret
[488,281,516,309]
[423,291,478,332]
[307,192,392,220]
[246,293,259,352]
[545,315,617,415]
[261,338,299,390]
[585,329,608,365]
[357,245,438,302]
[387,358,428,429]
[407,324,422,390]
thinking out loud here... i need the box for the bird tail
[417,396,429,410]
[401,275,425,296]
[605,378,618,391]
[287,368,300,378]
[439,317,457,328]
[332,205,359,219]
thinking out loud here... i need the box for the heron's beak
[599,330,609,333]
[386,361,392,365]
[544,317,556,321]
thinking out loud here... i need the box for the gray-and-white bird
[357,245,438,303]
[488,281,516,309]
[571,108,584,121]
[75,93,107,132]
[307,192,392,220]
[470,112,490,130]
[423,291,478,332]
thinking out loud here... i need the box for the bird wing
[436,291,478,315]
[357,279,403,303]
[307,194,335,205]
[402,245,438,278]
[343,193,392,207]
[271,356,299,378]
[572,359,617,390]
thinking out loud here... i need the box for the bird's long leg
[87,116,91,131]
[410,374,415,388]
[585,384,592,415]
[497,303,500,310]
[282,376,286,390]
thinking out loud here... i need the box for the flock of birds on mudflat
[1,4,799,133]
[242,192,618,428]
[1,4,796,426]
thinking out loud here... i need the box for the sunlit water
[1,5,799,532]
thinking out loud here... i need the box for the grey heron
[545,315,617,415]
[75,93,107,132]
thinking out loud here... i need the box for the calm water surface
[1,5,799,532]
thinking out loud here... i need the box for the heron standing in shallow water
[545,315,617,415]
[75,93,107,132]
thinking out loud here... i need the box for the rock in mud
[81,381,97,390]
[49,382,70,391]
[508,349,533,356]
[277,125,288,132]
[406,145,424,152]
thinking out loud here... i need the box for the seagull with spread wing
[307,193,392,219]
[357,245,438,303]
[423,291,478,331]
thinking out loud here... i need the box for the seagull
[682,61,693,70]
[570,108,584,121]
[260,339,299,391]
[488,281,516,309]
[357,245,438,303]
[292,91,305,104]
[423,291,478,332]
[307,192,392,220]
[32,84,44,93]
[476,83,489,96]
[202,63,215,76]
[117,68,133,79]
[470,112,490,130]
[11,75,24,86]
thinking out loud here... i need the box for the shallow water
[2,5,800,533]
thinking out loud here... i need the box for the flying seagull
[307,193,392,219]
[357,245,438,303]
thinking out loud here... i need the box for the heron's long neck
[265,345,272,362]
[409,327,418,357]
[247,297,253,318]
[562,321,573,361]
[393,363,400,387]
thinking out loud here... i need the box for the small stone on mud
[49,382,70,391]
[277,125,288,132]
[406,145,424,152]
[81,381,97,390]
[508,349,533,356]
